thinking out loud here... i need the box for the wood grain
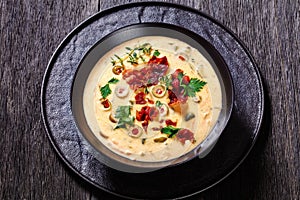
[0,0,299,199]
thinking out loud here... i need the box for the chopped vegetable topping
[101,99,111,109]
[112,66,124,75]
[154,137,167,143]
[178,55,185,61]
[128,125,143,138]
[161,126,181,138]
[152,85,166,98]
[114,106,135,129]
[108,77,119,84]
[185,113,195,121]
[111,43,152,66]
[165,119,177,126]
[183,78,207,97]
[100,84,111,99]
[135,91,147,104]
[155,100,163,107]
[153,50,160,57]
[100,78,120,99]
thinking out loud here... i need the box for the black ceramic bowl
[71,23,234,173]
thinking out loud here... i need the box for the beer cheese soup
[83,36,222,162]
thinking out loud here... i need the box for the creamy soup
[83,36,222,162]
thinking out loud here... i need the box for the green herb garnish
[108,77,119,84]
[160,75,172,89]
[183,78,207,97]
[114,106,135,129]
[155,100,163,107]
[161,126,181,138]
[100,78,119,98]
[153,50,160,57]
[111,58,116,66]
[100,84,111,99]
[114,54,123,65]
[111,43,153,66]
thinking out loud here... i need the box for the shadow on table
[67,80,271,200]
[189,78,272,200]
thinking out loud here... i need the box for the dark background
[1,0,299,199]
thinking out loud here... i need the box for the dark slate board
[41,2,264,199]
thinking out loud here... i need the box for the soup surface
[83,36,222,162]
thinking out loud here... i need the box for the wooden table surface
[1,0,299,199]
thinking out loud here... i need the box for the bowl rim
[70,22,234,172]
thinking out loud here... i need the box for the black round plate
[41,2,264,199]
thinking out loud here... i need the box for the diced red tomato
[101,99,110,108]
[165,119,177,126]
[135,92,147,104]
[148,56,169,66]
[142,121,148,131]
[182,75,190,85]
[171,69,183,79]
[149,107,159,121]
[178,55,186,61]
[147,98,154,104]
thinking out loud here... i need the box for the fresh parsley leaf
[114,106,134,129]
[160,75,172,89]
[161,126,181,138]
[115,106,131,118]
[100,84,111,99]
[153,50,160,57]
[184,78,207,97]
[155,100,163,107]
[108,78,119,84]
[125,47,132,51]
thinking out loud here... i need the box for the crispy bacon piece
[122,56,169,90]
[176,129,195,144]
[136,106,159,132]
